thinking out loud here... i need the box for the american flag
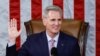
[0,0,99,56]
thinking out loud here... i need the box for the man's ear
[42,16,47,26]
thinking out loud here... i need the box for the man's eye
[58,19,62,21]
[51,19,55,21]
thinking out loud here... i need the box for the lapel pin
[61,44,64,46]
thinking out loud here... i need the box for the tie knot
[50,39,55,43]
[50,39,55,48]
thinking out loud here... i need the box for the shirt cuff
[8,42,15,47]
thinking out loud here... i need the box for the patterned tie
[49,39,55,56]
[50,39,55,49]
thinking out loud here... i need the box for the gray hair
[43,5,62,17]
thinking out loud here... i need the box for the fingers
[13,18,17,28]
[8,18,17,30]
[8,18,17,33]
[10,18,17,28]
[13,18,17,30]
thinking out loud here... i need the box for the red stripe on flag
[10,0,20,50]
[31,0,42,20]
[53,0,63,18]
[74,0,84,21]
[96,0,100,55]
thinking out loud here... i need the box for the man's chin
[53,31,59,34]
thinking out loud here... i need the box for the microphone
[51,47,57,56]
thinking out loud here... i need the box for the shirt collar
[46,31,59,42]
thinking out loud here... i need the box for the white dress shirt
[46,31,59,52]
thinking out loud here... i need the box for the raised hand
[8,18,21,44]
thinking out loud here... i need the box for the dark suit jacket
[6,31,81,56]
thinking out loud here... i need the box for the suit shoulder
[60,31,78,41]
[26,32,44,41]
[60,32,79,47]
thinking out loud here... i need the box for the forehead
[47,10,61,18]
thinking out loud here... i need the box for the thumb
[17,29,22,36]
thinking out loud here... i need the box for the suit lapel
[57,32,65,54]
[39,31,49,56]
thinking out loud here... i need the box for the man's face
[43,10,62,34]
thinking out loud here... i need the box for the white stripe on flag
[0,0,9,56]
[42,0,53,17]
[63,0,74,19]
[85,0,96,56]
[20,0,31,45]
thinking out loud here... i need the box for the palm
[8,18,21,42]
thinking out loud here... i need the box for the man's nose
[55,21,59,25]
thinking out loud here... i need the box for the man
[6,5,81,56]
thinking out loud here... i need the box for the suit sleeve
[6,44,18,56]
[6,40,30,56]
[6,35,33,56]
[17,37,32,56]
